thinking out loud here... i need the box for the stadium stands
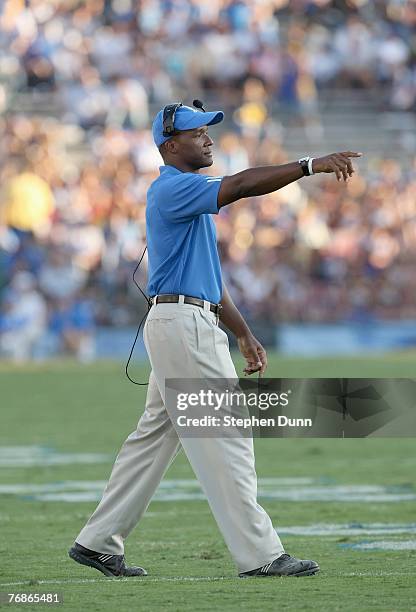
[1,0,415,359]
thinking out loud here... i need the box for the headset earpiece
[162,103,183,137]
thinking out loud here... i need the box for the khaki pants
[76,300,283,573]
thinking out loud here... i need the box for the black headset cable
[125,245,151,385]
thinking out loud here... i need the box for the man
[69,103,361,578]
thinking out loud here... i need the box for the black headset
[162,103,183,137]
[162,100,206,137]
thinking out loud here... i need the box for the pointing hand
[312,152,363,182]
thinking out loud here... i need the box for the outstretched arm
[217,151,363,207]
[220,284,267,376]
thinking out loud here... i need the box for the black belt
[150,294,222,317]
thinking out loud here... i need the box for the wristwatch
[298,156,314,176]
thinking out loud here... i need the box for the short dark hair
[158,130,182,157]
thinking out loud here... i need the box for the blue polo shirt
[146,165,223,303]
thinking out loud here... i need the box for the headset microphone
[193,99,206,112]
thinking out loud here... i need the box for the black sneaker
[239,553,319,578]
[68,542,147,578]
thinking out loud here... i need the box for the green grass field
[1,353,416,611]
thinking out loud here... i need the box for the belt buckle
[215,302,222,323]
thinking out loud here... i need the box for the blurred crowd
[1,0,416,361]
[1,0,416,119]
[2,113,416,361]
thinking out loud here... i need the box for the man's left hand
[237,333,267,375]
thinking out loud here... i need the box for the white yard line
[342,540,416,550]
[1,479,415,503]
[0,577,231,587]
[279,523,416,536]
[342,572,415,577]
[1,572,415,587]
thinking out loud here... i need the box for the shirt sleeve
[157,173,223,222]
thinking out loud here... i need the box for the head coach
[69,101,361,579]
